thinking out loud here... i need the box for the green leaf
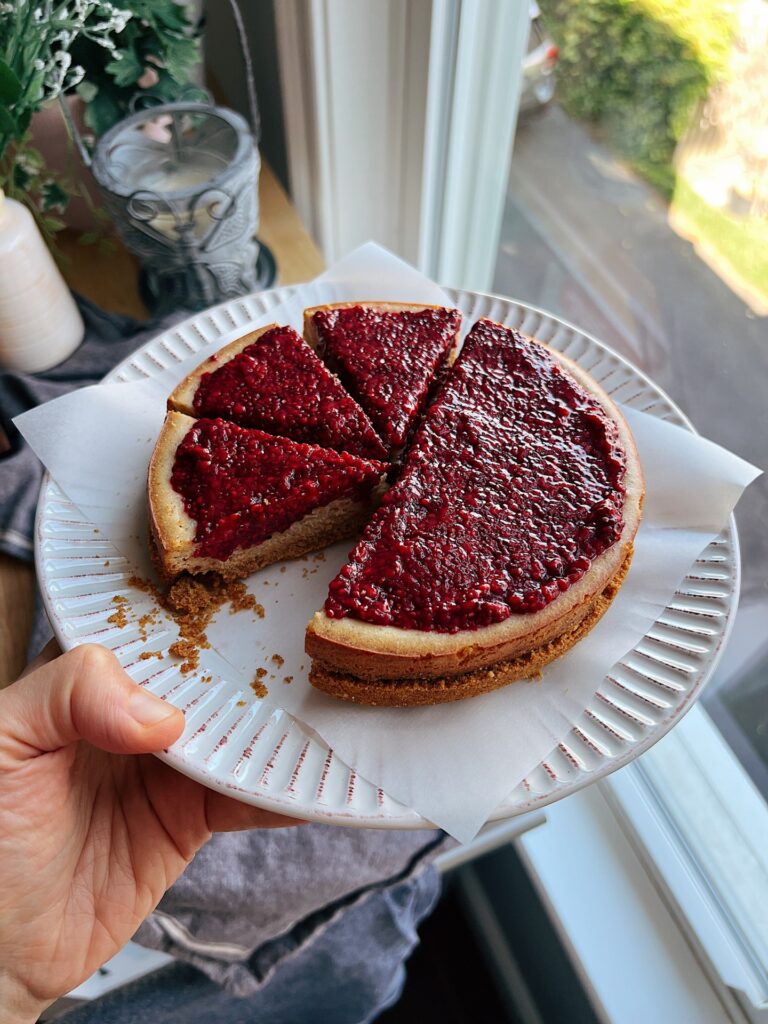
[42,181,70,211]
[0,106,16,135]
[42,216,66,233]
[153,1,195,32]
[19,145,44,169]
[105,47,144,88]
[76,81,99,104]
[0,59,22,105]
[160,35,200,84]
[83,89,122,137]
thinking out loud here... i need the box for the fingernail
[127,689,179,728]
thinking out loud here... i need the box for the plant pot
[30,96,101,233]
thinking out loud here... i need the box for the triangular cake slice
[168,324,388,461]
[306,319,644,706]
[304,302,462,453]
[149,412,386,581]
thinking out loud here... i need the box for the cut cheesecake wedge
[149,411,387,581]
[306,319,644,706]
[168,323,387,461]
[304,302,462,453]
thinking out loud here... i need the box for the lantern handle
[226,0,261,142]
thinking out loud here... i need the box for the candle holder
[89,101,269,315]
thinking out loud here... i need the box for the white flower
[68,65,86,88]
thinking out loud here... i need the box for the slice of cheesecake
[304,302,462,453]
[168,324,388,461]
[306,319,644,706]
[149,412,386,581]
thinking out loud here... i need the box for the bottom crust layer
[308,550,632,706]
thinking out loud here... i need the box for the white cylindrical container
[0,189,84,373]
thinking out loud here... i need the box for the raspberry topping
[191,325,387,461]
[171,418,385,561]
[311,305,461,450]
[324,320,627,632]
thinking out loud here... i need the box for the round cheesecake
[306,319,644,705]
[148,309,643,707]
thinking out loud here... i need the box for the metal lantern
[90,102,263,315]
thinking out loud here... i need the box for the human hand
[0,642,298,1023]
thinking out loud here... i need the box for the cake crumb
[108,595,129,629]
[283,675,293,685]
[236,699,247,707]
[129,572,260,676]
[270,653,284,668]
[255,666,268,680]
[139,650,163,661]
[104,560,110,567]
[279,565,286,574]
[250,677,268,698]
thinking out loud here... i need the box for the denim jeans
[62,866,440,1024]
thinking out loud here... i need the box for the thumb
[0,644,185,760]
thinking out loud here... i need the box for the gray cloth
[134,829,445,997]
[0,297,445,1011]
[62,865,441,1023]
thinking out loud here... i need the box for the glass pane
[496,1,768,796]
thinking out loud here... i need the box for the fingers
[0,644,185,761]
[204,789,305,833]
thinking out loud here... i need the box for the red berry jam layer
[324,320,627,633]
[311,305,461,451]
[192,326,387,461]
[171,418,386,561]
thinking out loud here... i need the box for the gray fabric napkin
[0,297,446,1007]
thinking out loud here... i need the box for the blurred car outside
[520,2,559,113]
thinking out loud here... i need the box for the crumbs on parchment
[127,572,264,675]
[283,676,293,685]
[138,650,163,661]
[236,699,247,707]
[250,676,268,698]
[270,653,284,668]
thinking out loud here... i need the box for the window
[493,1,768,1009]
[495,0,767,797]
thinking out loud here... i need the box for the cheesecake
[304,302,462,453]
[168,323,387,461]
[149,411,386,581]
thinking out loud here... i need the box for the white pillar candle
[0,189,84,373]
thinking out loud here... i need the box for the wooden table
[0,165,324,687]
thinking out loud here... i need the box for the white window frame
[274,0,529,290]
[604,705,768,1022]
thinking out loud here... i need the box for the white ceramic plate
[35,285,739,829]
